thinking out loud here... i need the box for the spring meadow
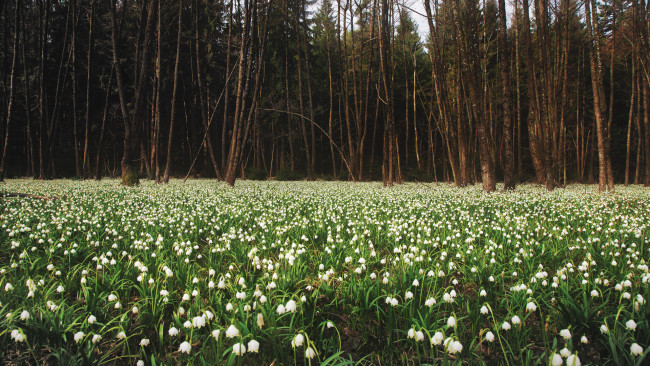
[0,179,648,365]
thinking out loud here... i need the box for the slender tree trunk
[0,0,19,181]
[95,67,113,180]
[625,57,636,185]
[82,0,94,178]
[163,0,184,183]
[498,0,514,190]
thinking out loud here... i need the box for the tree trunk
[0,0,19,181]
[82,0,94,178]
[498,0,514,190]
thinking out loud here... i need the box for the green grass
[0,179,648,365]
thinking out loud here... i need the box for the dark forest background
[0,0,648,191]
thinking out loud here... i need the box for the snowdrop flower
[566,354,581,366]
[502,321,511,330]
[305,347,316,359]
[5,283,13,291]
[407,328,415,339]
[485,331,495,342]
[591,290,599,297]
[327,321,334,328]
[292,334,305,348]
[192,316,206,329]
[74,331,84,343]
[11,329,25,342]
[20,310,29,321]
[108,294,117,302]
[179,341,191,354]
[560,348,571,357]
[626,319,637,331]
[447,316,456,327]
[480,289,487,297]
[257,313,264,328]
[140,338,150,346]
[183,320,192,328]
[600,324,609,334]
[405,291,414,300]
[212,329,220,340]
[92,334,102,344]
[87,315,96,324]
[431,331,444,345]
[415,331,424,341]
[481,306,489,314]
[581,335,588,344]
[448,340,463,354]
[248,339,260,353]
[232,343,246,355]
[226,325,239,338]
[560,329,571,340]
[277,304,286,314]
[390,298,399,306]
[630,343,643,356]
[117,331,126,339]
[182,293,190,301]
[412,279,419,286]
[286,300,297,313]
[225,303,234,311]
[526,302,537,312]
[551,354,563,366]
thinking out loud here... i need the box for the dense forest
[0,0,648,191]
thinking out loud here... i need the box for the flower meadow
[1,179,649,366]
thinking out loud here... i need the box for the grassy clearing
[0,180,648,365]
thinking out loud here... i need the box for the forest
[0,0,648,191]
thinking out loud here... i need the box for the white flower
[248,339,260,353]
[560,348,571,358]
[225,303,234,311]
[137,361,144,366]
[407,328,415,339]
[257,313,264,328]
[74,331,84,343]
[132,306,139,314]
[566,354,581,366]
[626,319,637,331]
[630,343,643,356]
[5,283,13,291]
[405,291,414,300]
[559,329,571,340]
[108,294,117,302]
[140,338,150,346]
[591,290,599,297]
[20,310,29,321]
[183,320,192,328]
[448,340,463,354]
[551,354,563,366]
[117,331,126,339]
[502,321,511,330]
[431,331,444,345]
[292,334,305,348]
[11,329,25,342]
[581,335,588,344]
[481,306,489,314]
[286,300,297,313]
[415,331,424,341]
[232,343,246,356]
[425,297,436,307]
[192,316,206,329]
[226,325,239,338]
[447,316,456,327]
[412,279,419,286]
[87,315,96,324]
[92,334,102,344]
[600,324,609,334]
[179,341,191,354]
[168,327,179,336]
[277,304,286,314]
[305,347,316,359]
[480,289,487,296]
[390,298,398,306]
[212,329,220,340]
[485,331,495,342]
[526,302,537,312]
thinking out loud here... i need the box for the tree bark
[498,0,514,190]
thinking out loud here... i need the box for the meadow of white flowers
[0,179,648,365]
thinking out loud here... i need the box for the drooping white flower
[212,329,220,340]
[169,327,179,336]
[485,331,495,342]
[232,343,246,356]
[511,315,521,325]
[447,316,456,327]
[277,304,286,314]
[92,334,102,344]
[566,354,581,366]
[425,297,436,307]
[431,331,444,345]
[559,329,571,340]
[625,319,637,331]
[140,338,150,346]
[179,341,191,354]
[448,340,463,354]
[117,331,126,339]
[257,313,264,328]
[20,310,29,321]
[11,329,25,342]
[305,347,316,359]
[87,315,96,324]
[405,291,414,300]
[502,321,511,330]
[481,305,489,314]
[630,343,643,356]
[600,324,609,334]
[74,331,84,343]
[560,348,571,358]
[581,335,588,344]
[551,354,563,366]
[286,300,297,313]
[415,331,424,341]
[226,325,239,338]
[248,339,260,353]
[292,334,305,348]
[526,302,537,312]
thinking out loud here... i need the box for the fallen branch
[1,192,57,201]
